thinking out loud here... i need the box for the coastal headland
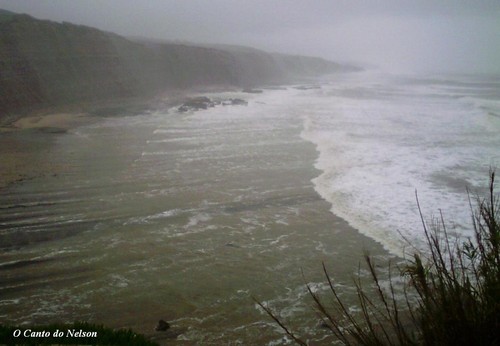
[0,8,356,125]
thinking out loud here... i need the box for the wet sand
[8,113,93,131]
[0,112,99,189]
[0,91,190,189]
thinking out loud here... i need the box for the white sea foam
[300,72,500,255]
[184,212,212,228]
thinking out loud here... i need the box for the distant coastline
[0,7,359,189]
[0,8,358,124]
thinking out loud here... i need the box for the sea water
[0,70,499,344]
[301,71,500,254]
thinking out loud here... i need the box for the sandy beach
[0,92,186,189]
[8,113,92,131]
[0,112,99,189]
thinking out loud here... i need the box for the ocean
[0,70,499,344]
[302,71,500,254]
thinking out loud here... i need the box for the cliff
[0,9,354,120]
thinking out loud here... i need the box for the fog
[1,0,499,74]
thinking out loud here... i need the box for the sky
[1,0,499,74]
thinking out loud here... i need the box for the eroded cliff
[0,9,354,120]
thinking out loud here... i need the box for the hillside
[0,9,355,120]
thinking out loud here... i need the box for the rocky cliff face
[0,11,138,117]
[0,9,353,120]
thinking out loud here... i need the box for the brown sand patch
[0,112,100,188]
[10,113,92,130]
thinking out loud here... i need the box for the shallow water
[0,87,388,344]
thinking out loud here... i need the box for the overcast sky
[1,0,499,74]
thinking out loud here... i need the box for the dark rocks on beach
[319,322,331,329]
[178,96,247,113]
[155,319,170,331]
[178,96,215,112]
[177,105,191,113]
[228,98,248,106]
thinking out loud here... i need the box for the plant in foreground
[258,171,500,345]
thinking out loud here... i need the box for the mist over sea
[1,70,499,344]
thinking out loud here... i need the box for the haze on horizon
[1,0,499,74]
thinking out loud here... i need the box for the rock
[178,96,214,112]
[155,319,170,331]
[179,96,247,112]
[177,105,190,113]
[229,98,248,106]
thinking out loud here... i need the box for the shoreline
[0,84,268,189]
[1,112,97,132]
[0,90,200,189]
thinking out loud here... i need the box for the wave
[300,72,500,255]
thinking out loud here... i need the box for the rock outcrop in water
[0,9,358,121]
[177,96,248,113]
[154,320,170,332]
